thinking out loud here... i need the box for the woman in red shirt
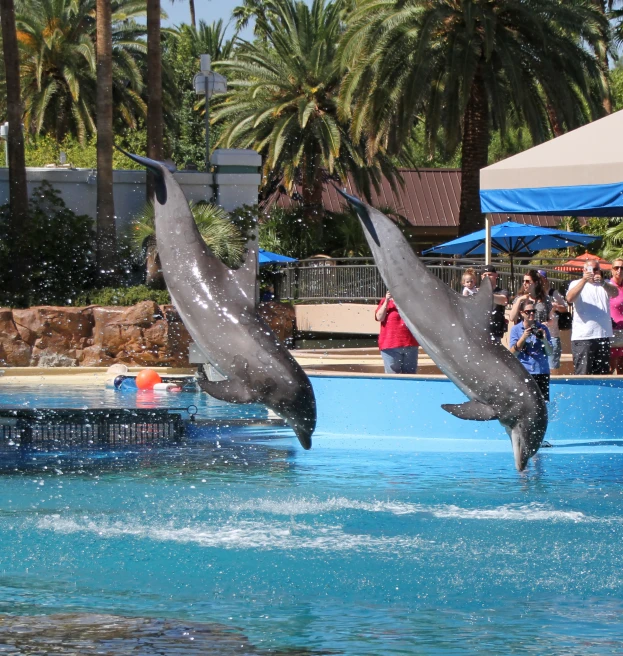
[375,291,419,374]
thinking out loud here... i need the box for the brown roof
[263,169,562,228]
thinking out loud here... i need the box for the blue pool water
[1,382,622,653]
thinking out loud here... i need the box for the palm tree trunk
[458,65,489,236]
[592,0,612,114]
[96,0,117,284]
[546,102,564,137]
[146,0,163,200]
[301,157,324,222]
[0,0,29,303]
[189,0,196,28]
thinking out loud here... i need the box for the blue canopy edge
[480,180,623,216]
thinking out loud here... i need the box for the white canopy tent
[480,110,623,217]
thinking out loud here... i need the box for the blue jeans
[548,336,562,370]
[381,346,419,374]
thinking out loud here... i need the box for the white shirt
[569,279,613,341]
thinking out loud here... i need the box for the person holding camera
[509,299,554,401]
[566,259,618,375]
[375,290,419,374]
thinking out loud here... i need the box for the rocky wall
[0,301,295,367]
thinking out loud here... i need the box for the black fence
[275,257,582,302]
[0,408,186,452]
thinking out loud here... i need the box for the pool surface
[0,381,622,654]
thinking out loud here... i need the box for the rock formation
[0,301,295,367]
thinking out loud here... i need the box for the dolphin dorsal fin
[231,239,259,310]
[457,275,495,334]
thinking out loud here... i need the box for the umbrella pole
[510,255,515,295]
[485,216,492,265]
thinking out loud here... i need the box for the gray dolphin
[340,192,547,471]
[122,152,316,448]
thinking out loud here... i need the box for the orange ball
[135,369,162,390]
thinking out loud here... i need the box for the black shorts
[531,373,550,401]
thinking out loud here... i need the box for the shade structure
[480,110,623,216]
[423,221,600,292]
[553,252,611,273]
[258,248,296,266]
[422,221,599,257]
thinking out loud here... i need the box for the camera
[531,327,544,340]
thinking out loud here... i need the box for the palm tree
[17,0,147,141]
[214,0,397,224]
[146,0,163,200]
[0,0,29,302]
[96,0,117,282]
[180,19,237,61]
[232,0,279,37]
[171,0,196,28]
[132,201,246,287]
[340,0,608,235]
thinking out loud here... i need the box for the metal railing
[275,257,583,302]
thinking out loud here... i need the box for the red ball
[135,369,162,390]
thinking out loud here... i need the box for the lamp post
[193,54,227,170]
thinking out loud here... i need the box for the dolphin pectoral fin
[197,376,255,404]
[442,400,498,421]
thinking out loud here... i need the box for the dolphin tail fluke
[442,400,498,421]
[115,149,176,205]
[336,188,380,246]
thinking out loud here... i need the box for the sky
[162,0,253,39]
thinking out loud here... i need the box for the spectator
[375,291,419,374]
[462,268,478,296]
[566,259,618,375]
[609,258,623,374]
[509,299,554,401]
[260,284,275,303]
[480,265,510,343]
[538,269,568,374]
[509,269,552,326]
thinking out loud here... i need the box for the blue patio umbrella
[258,248,297,266]
[422,221,599,257]
[423,221,600,290]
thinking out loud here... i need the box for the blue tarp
[480,181,623,216]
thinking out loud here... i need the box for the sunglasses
[613,266,623,270]
[523,279,533,283]
[523,309,536,315]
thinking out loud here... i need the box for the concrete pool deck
[0,343,596,383]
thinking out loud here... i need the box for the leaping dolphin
[340,192,547,471]
[122,152,316,448]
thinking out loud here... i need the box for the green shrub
[24,132,148,170]
[0,181,97,306]
[75,285,171,307]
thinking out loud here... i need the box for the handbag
[549,288,572,330]
[556,310,572,331]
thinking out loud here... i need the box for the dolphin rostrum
[122,152,316,448]
[340,192,547,470]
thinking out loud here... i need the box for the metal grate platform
[0,408,187,451]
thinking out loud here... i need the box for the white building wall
[0,149,261,235]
